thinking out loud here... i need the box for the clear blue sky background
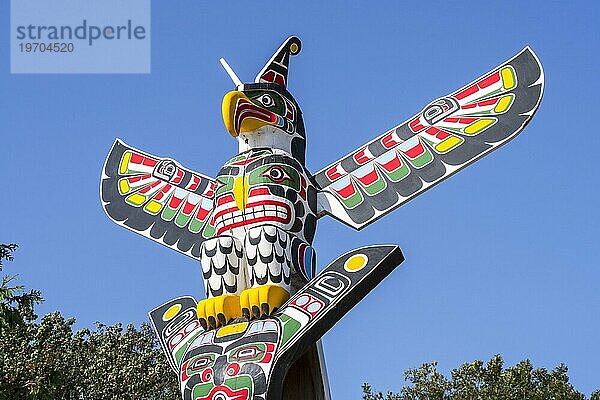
[1,0,599,397]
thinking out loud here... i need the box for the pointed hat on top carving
[255,36,301,88]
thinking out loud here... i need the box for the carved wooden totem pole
[101,37,544,399]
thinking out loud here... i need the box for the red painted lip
[234,98,277,133]
[198,385,250,400]
[214,199,291,236]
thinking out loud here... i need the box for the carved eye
[261,165,292,183]
[190,355,213,370]
[230,345,264,362]
[237,348,257,359]
[258,94,275,107]
[154,160,177,180]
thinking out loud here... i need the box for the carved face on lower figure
[212,149,317,245]
[180,320,280,400]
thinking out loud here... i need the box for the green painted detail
[175,210,193,228]
[245,89,286,116]
[161,206,178,221]
[192,377,253,400]
[225,375,253,391]
[473,88,503,102]
[174,346,187,365]
[254,149,272,156]
[203,222,216,239]
[247,163,301,190]
[192,383,215,399]
[226,154,247,164]
[362,176,386,196]
[122,167,147,175]
[174,330,210,366]
[379,161,410,183]
[420,137,436,148]
[215,176,234,197]
[226,149,272,166]
[189,218,204,234]
[122,168,147,175]
[404,146,433,169]
[466,111,497,116]
[443,126,463,133]
[279,314,302,347]
[340,189,364,209]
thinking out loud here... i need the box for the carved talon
[196,294,242,330]
[240,285,290,319]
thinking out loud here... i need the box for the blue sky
[1,0,599,397]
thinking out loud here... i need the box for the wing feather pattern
[314,47,544,229]
[100,139,216,259]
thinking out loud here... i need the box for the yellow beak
[233,176,249,211]
[222,91,274,137]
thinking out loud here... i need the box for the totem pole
[100,37,544,399]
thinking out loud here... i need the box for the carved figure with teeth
[101,36,544,331]
[102,37,318,329]
[202,145,318,327]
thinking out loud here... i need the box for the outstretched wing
[314,47,544,230]
[100,139,217,259]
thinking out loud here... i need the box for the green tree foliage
[0,244,18,268]
[363,355,600,400]
[2,243,598,399]
[0,244,43,331]
[0,244,179,400]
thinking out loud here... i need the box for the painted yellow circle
[162,304,181,321]
[290,42,299,54]
[344,254,368,272]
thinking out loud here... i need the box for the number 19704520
[19,42,74,52]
